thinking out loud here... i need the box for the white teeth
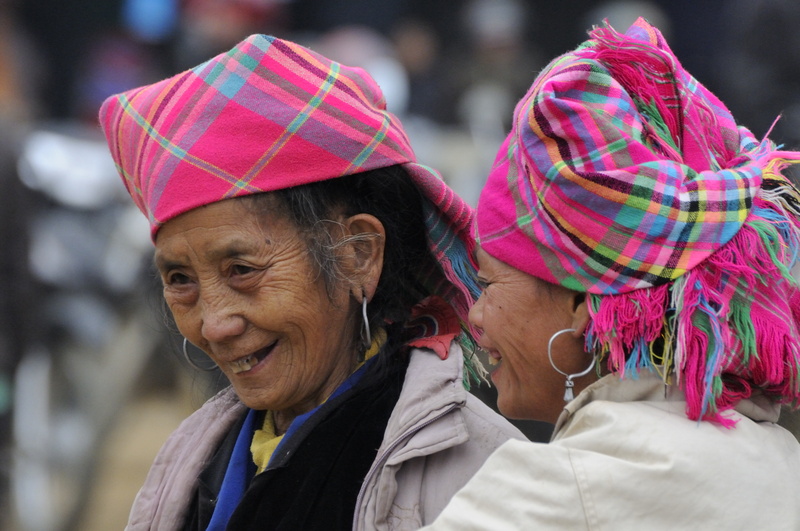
[230,354,256,374]
[488,356,500,366]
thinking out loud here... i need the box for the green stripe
[118,94,252,191]
[350,113,389,169]
[119,94,189,160]
[226,62,341,194]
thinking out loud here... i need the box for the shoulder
[557,390,800,464]
[126,387,246,529]
[426,406,800,530]
[404,341,525,441]
[461,392,527,442]
[384,348,525,523]
[169,386,244,445]
[361,347,523,527]
[421,440,587,530]
[401,344,524,442]
[549,390,800,528]
[425,374,800,530]
[408,389,525,489]
[151,386,243,463]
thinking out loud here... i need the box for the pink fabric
[99,35,469,244]
[476,18,774,294]
[99,34,481,337]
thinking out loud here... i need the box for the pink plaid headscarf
[477,18,793,295]
[99,34,469,243]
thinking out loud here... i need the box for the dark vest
[183,356,407,530]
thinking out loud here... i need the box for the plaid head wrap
[478,18,800,424]
[99,34,484,383]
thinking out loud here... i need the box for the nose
[469,293,485,332]
[199,292,246,344]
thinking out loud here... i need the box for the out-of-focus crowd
[2,0,800,529]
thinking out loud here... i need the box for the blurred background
[1,0,798,529]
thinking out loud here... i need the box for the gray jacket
[125,344,525,530]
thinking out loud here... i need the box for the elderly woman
[99,35,524,530]
[423,18,800,530]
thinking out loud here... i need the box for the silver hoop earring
[182,338,217,372]
[548,328,595,402]
[361,294,371,349]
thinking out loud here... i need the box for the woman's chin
[494,389,519,420]
[230,380,280,411]
[489,362,504,386]
[495,389,551,423]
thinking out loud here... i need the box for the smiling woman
[155,199,360,428]
[422,17,800,530]
[98,34,524,530]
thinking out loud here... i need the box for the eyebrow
[206,242,253,262]
[154,239,267,272]
[153,254,184,273]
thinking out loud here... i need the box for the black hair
[245,164,438,370]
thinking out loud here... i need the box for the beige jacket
[354,342,526,530]
[423,371,800,530]
[125,344,525,530]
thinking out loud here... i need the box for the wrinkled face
[470,248,591,423]
[154,198,358,424]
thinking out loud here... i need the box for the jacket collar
[380,342,469,464]
[554,370,781,437]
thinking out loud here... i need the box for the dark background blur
[2,0,799,529]
[12,0,800,138]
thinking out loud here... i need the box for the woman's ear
[570,292,590,338]
[342,213,385,302]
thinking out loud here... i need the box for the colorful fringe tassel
[586,165,800,426]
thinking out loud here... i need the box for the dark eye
[231,264,256,276]
[165,271,192,285]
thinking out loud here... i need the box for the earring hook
[548,328,595,402]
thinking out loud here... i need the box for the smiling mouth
[229,342,277,374]
[486,350,502,366]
